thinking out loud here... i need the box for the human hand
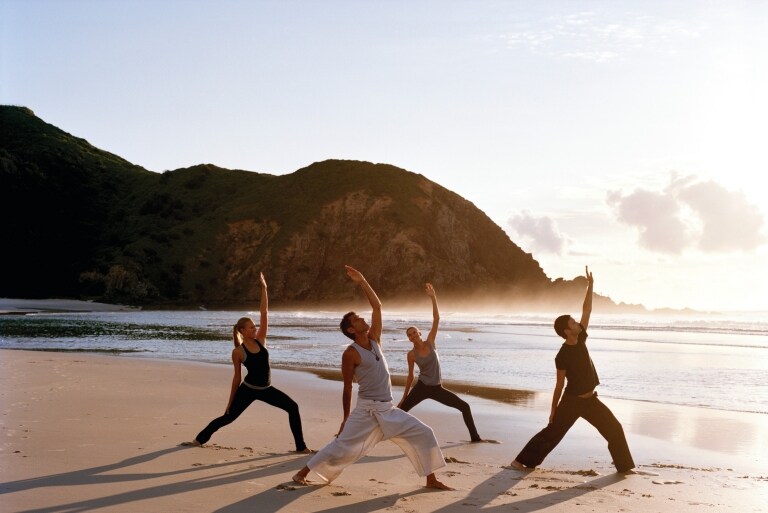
[345,265,364,283]
[585,266,593,286]
[259,271,267,288]
[425,283,435,297]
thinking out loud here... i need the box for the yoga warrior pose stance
[398,283,488,443]
[509,266,635,473]
[293,266,451,489]
[187,273,312,453]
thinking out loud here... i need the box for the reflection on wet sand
[626,400,767,456]
[293,366,538,407]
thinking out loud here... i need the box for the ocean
[1,309,766,415]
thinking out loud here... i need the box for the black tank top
[555,328,600,396]
[242,340,271,388]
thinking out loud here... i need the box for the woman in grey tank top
[397,283,491,443]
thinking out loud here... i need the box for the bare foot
[292,472,309,485]
[426,476,453,490]
[179,440,202,447]
[295,448,316,454]
[619,468,638,475]
[506,460,529,471]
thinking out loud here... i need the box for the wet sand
[0,298,138,315]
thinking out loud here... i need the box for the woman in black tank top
[185,273,313,453]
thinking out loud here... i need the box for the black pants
[514,392,634,472]
[400,381,481,441]
[195,384,307,451]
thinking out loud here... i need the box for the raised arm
[578,266,594,331]
[255,272,268,343]
[424,283,440,348]
[345,265,382,342]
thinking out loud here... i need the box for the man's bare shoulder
[342,344,360,358]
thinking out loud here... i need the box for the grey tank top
[352,340,393,401]
[414,344,442,386]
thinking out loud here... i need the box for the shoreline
[0,298,140,315]
[2,349,766,512]
[1,346,766,416]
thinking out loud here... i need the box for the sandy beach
[1,349,766,513]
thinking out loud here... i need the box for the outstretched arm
[255,272,268,343]
[579,266,594,331]
[398,351,416,408]
[345,265,382,342]
[336,346,358,436]
[425,283,440,348]
[549,369,566,424]
[226,348,243,413]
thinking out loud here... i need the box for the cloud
[674,179,766,252]
[499,10,706,63]
[508,211,568,254]
[607,175,766,254]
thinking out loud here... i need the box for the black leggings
[400,381,481,441]
[514,392,634,472]
[195,384,307,451]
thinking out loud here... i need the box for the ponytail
[232,325,242,348]
[233,317,251,348]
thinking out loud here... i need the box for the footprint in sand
[632,469,660,476]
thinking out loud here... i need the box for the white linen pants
[307,398,446,483]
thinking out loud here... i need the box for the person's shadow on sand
[2,446,188,494]
[430,468,629,513]
[3,446,310,513]
[213,485,431,513]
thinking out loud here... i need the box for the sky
[3,0,767,312]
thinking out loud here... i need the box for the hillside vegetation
[1,106,636,311]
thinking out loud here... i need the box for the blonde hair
[233,317,252,348]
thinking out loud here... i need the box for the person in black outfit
[510,266,635,473]
[186,273,312,453]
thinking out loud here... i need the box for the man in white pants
[293,266,451,490]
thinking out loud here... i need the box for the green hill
[1,105,631,311]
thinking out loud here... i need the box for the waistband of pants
[242,382,271,390]
[356,398,394,408]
